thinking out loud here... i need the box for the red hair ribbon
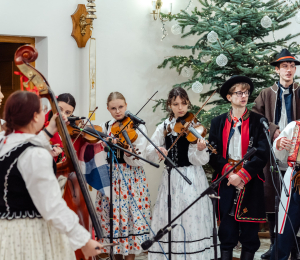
[14,71,39,96]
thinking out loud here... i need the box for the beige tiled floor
[233,238,270,260]
[97,239,277,260]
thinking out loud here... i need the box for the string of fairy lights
[161,0,193,41]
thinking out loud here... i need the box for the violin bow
[72,106,98,145]
[165,90,217,154]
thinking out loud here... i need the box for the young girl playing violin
[44,93,78,161]
[0,91,103,260]
[146,87,219,260]
[95,92,151,260]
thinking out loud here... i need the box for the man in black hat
[209,75,269,260]
[252,49,300,260]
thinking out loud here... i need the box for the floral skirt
[148,165,220,260]
[0,218,75,260]
[95,164,151,255]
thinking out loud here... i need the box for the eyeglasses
[232,90,250,97]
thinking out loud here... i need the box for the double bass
[14,45,115,260]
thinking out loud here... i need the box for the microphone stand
[143,147,257,260]
[69,122,159,260]
[133,120,192,260]
[262,127,289,260]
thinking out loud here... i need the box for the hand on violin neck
[44,113,59,139]
[50,143,63,158]
[44,112,69,140]
[197,139,206,151]
[124,147,133,157]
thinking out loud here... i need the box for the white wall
[1,0,300,204]
[0,0,198,203]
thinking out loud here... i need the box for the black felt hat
[220,75,254,102]
[270,48,300,66]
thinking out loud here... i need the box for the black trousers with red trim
[218,181,260,253]
[270,189,300,260]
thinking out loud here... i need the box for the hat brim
[220,76,254,102]
[270,58,300,66]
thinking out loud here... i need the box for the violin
[67,120,107,144]
[162,91,218,158]
[174,112,207,143]
[67,120,133,152]
[110,117,141,158]
[169,112,217,155]
[14,45,116,260]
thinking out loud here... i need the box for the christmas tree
[154,0,300,128]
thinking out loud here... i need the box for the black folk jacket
[209,110,269,222]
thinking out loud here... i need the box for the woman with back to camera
[0,91,103,260]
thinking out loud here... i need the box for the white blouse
[146,118,209,166]
[273,121,297,163]
[100,119,148,167]
[0,131,91,251]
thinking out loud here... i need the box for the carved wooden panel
[71,4,91,48]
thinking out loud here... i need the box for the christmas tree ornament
[261,15,272,28]
[182,67,192,77]
[200,55,211,63]
[216,54,228,67]
[192,81,203,93]
[171,23,182,35]
[207,31,218,43]
[296,10,300,24]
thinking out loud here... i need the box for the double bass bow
[14,45,116,260]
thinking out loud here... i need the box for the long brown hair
[4,91,41,136]
[106,92,126,106]
[166,87,192,120]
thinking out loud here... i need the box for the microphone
[141,224,177,250]
[260,117,269,131]
[125,111,145,125]
[67,116,86,121]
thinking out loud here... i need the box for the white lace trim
[0,142,29,161]
[3,158,18,214]
[0,210,42,220]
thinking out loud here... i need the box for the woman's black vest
[164,122,192,168]
[0,142,56,220]
[105,121,126,164]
